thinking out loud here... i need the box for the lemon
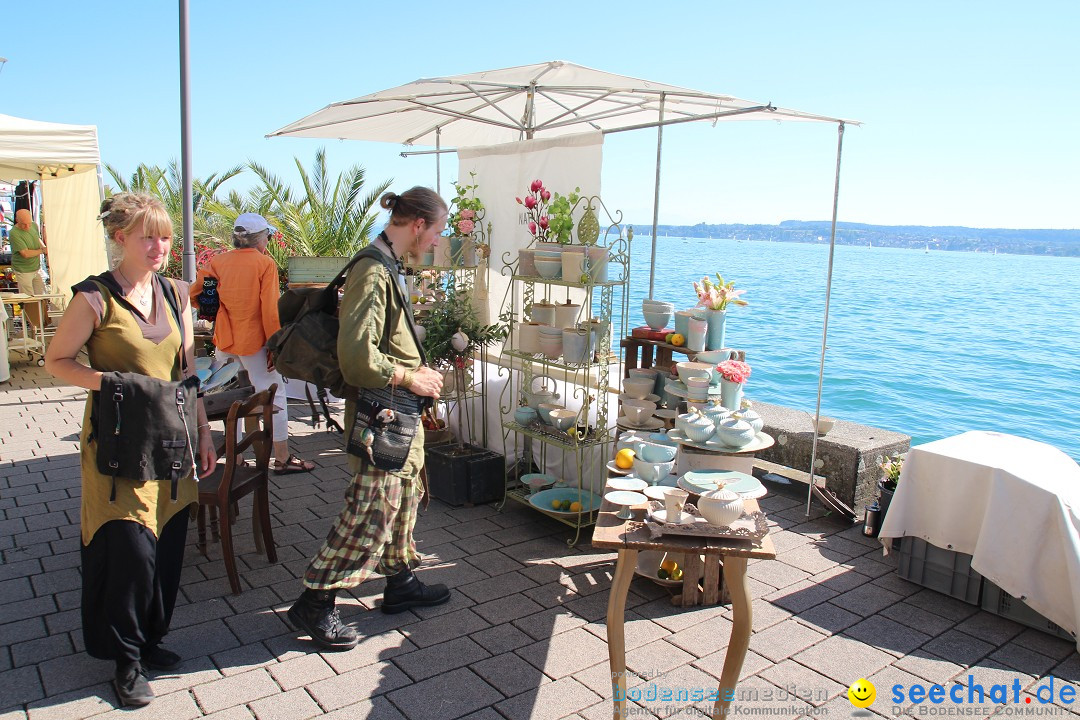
[660,558,679,574]
[569,501,582,513]
[615,448,636,469]
[410,294,420,303]
[670,333,685,347]
[551,499,562,510]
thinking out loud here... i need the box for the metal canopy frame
[267,60,858,516]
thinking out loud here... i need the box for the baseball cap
[234,212,277,236]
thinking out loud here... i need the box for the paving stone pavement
[1,363,1078,719]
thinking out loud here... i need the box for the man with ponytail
[287,187,452,650]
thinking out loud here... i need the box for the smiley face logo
[848,678,876,708]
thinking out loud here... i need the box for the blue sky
[5,1,1078,229]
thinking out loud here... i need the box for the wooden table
[593,496,775,720]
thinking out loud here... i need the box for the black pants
[81,511,188,666]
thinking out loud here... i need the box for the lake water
[619,235,1080,462]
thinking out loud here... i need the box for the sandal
[274,454,316,475]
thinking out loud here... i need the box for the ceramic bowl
[713,418,756,448]
[514,406,538,426]
[548,408,579,431]
[642,299,675,313]
[634,439,677,463]
[529,487,603,516]
[683,415,716,443]
[685,376,711,401]
[534,258,562,279]
[675,361,714,385]
[521,473,557,494]
[814,416,836,435]
[622,377,654,400]
[633,457,676,484]
[642,309,672,331]
[537,402,563,425]
[621,398,656,425]
[617,430,648,454]
[635,550,686,587]
[697,488,744,527]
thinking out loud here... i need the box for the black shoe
[381,568,451,614]
[113,661,154,707]
[286,589,359,650]
[141,645,182,671]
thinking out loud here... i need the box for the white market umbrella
[271,60,859,515]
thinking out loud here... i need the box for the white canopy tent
[0,113,107,301]
[271,61,860,513]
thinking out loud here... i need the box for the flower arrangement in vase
[715,359,751,411]
[517,179,581,245]
[693,273,749,350]
[447,173,485,265]
[879,453,903,492]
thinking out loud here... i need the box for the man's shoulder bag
[88,274,199,503]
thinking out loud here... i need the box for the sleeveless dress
[73,273,197,663]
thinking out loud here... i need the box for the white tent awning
[0,113,101,179]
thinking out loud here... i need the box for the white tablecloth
[879,431,1080,646]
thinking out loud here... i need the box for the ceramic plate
[677,470,767,499]
[529,488,603,516]
[202,361,240,392]
[622,472,680,488]
[642,486,673,501]
[605,490,647,507]
[664,380,722,399]
[605,460,632,476]
[648,507,699,526]
[667,428,774,454]
[617,416,665,431]
[607,477,648,492]
[195,356,213,372]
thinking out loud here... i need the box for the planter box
[981,581,1074,641]
[895,537,982,605]
[425,443,504,506]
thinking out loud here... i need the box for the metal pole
[179,0,195,282]
[435,127,441,195]
[806,122,846,516]
[648,93,666,299]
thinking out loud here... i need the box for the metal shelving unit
[497,198,632,546]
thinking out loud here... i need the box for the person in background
[9,208,47,329]
[286,187,449,650]
[44,193,216,708]
[191,213,315,474]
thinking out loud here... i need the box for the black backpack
[266,245,399,433]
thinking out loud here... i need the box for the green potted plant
[447,172,485,266]
[877,452,903,521]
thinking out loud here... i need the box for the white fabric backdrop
[454,133,608,490]
[41,171,107,301]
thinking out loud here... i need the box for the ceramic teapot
[523,375,560,410]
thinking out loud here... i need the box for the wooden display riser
[669,553,732,607]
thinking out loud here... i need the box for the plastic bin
[425,443,504,506]
[895,537,983,605]
[981,581,1075,641]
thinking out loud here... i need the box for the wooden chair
[196,385,278,594]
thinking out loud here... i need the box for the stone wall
[751,401,910,512]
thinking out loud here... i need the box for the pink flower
[540,189,551,201]
[460,209,475,220]
[716,360,752,384]
[538,215,549,229]
[524,195,537,209]
[528,221,537,235]
[530,179,544,192]
[456,219,475,234]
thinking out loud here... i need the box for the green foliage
[879,453,903,491]
[420,276,508,369]
[547,187,580,244]
[448,172,484,237]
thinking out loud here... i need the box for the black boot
[141,644,182,671]
[113,661,154,707]
[286,589,359,650]
[381,568,451,614]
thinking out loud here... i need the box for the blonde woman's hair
[99,193,173,268]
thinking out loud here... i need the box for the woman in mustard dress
[45,193,216,708]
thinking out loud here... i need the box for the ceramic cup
[518,322,543,355]
[531,301,556,325]
[687,316,707,353]
[664,489,689,523]
[622,377,654,400]
[685,376,711,402]
[555,302,582,329]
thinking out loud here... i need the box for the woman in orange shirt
[192,213,314,473]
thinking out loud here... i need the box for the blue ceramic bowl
[634,440,678,463]
[529,487,603,515]
[535,259,562,279]
[514,406,538,426]
[642,309,672,331]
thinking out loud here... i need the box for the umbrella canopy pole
[435,127,441,195]
[179,0,195,282]
[806,122,847,516]
[648,93,666,299]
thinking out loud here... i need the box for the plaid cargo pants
[303,461,423,591]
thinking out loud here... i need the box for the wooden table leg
[607,549,637,720]
[712,556,751,719]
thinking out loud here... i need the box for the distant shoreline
[626,221,1080,258]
